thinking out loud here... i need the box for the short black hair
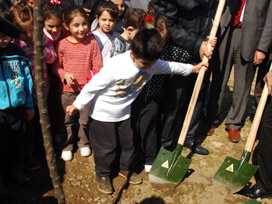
[131,28,164,61]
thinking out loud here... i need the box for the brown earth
[1,70,272,204]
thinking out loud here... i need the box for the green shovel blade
[149,144,192,184]
[213,151,258,193]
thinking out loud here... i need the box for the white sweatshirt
[73,51,193,122]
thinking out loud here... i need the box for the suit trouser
[89,118,135,177]
[60,92,90,151]
[206,26,256,130]
[253,96,272,193]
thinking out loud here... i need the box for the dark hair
[131,28,164,61]
[123,8,144,30]
[43,3,63,22]
[95,0,118,21]
[0,5,21,38]
[62,5,88,27]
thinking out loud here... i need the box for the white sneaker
[61,151,73,161]
[80,147,91,157]
[144,165,152,173]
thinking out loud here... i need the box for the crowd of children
[0,0,215,196]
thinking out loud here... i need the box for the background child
[110,0,126,33]
[0,7,34,194]
[131,9,170,173]
[66,28,207,195]
[10,1,57,170]
[108,7,144,57]
[91,0,119,63]
[43,2,67,149]
[53,5,103,161]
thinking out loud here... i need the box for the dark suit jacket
[211,0,272,62]
[153,0,213,56]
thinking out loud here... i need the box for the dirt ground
[1,70,272,204]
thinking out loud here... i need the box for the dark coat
[153,0,213,56]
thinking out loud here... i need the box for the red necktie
[229,0,246,27]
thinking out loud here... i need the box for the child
[53,6,103,161]
[10,2,57,170]
[43,2,67,148]
[108,7,144,57]
[91,0,119,63]
[66,28,207,194]
[131,10,170,173]
[0,8,34,194]
[110,0,126,33]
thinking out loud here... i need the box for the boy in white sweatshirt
[66,28,207,195]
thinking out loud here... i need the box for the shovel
[149,0,226,184]
[213,63,272,192]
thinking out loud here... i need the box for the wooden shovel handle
[245,63,272,152]
[178,0,226,145]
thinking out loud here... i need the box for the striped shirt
[53,35,103,93]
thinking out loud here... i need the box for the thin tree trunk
[33,0,66,203]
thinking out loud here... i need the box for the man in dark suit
[153,0,214,155]
[205,0,272,142]
[242,69,272,198]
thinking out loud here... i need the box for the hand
[207,36,217,54]
[192,62,209,73]
[66,105,79,116]
[83,8,91,16]
[264,71,272,93]
[199,41,211,60]
[26,109,35,121]
[64,73,75,86]
[254,50,266,65]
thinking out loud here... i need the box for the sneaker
[144,165,152,173]
[118,169,142,185]
[96,175,113,194]
[25,158,41,170]
[80,147,91,157]
[61,151,73,161]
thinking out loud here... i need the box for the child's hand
[192,62,209,73]
[64,73,75,86]
[66,105,79,116]
[26,109,35,121]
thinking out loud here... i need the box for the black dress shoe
[243,185,272,199]
[184,140,209,155]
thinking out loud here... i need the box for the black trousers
[131,97,160,165]
[253,96,272,193]
[89,118,135,177]
[159,72,211,149]
[0,106,25,172]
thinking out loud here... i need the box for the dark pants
[24,105,44,161]
[253,96,272,193]
[159,72,211,149]
[0,106,25,172]
[131,97,160,165]
[60,92,90,151]
[89,118,135,177]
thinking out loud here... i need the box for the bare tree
[33,0,66,203]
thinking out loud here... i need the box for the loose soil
[1,70,272,204]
